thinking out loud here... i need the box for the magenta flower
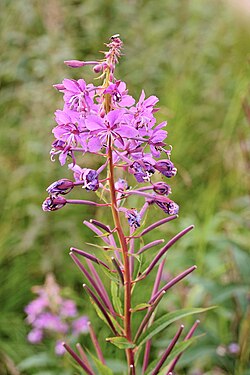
[86,109,139,152]
[104,80,135,108]
[54,78,95,114]
[128,90,159,132]
[50,139,70,166]
[53,109,88,150]
[147,122,168,157]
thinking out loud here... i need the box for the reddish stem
[107,136,135,373]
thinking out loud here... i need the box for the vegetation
[0,0,249,374]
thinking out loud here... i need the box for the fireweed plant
[42,35,209,374]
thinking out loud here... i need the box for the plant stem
[107,136,135,374]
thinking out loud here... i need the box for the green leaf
[137,306,215,347]
[111,281,123,315]
[145,335,203,375]
[101,264,120,283]
[89,352,114,375]
[131,303,151,312]
[90,296,122,335]
[106,336,135,349]
[17,353,55,370]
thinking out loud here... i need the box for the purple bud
[153,196,179,215]
[129,160,155,183]
[93,64,104,73]
[125,209,141,228]
[64,60,86,68]
[47,179,74,195]
[153,182,171,196]
[69,165,99,192]
[115,178,128,191]
[84,170,99,191]
[53,83,65,91]
[42,196,67,211]
[155,159,177,178]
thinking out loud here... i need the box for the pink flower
[104,81,135,108]
[54,78,95,114]
[85,109,139,151]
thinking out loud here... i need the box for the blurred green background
[0,0,249,374]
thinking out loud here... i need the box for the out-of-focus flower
[25,274,88,355]
[228,342,240,355]
[72,316,89,335]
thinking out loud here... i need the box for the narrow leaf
[89,352,113,375]
[137,307,215,347]
[106,337,135,349]
[130,303,151,313]
[145,335,203,375]
[110,281,123,315]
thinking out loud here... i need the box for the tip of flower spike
[180,324,185,328]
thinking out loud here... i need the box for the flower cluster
[44,34,179,223]
[25,274,88,355]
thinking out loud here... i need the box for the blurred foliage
[0,0,249,374]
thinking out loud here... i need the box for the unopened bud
[155,159,177,178]
[47,179,74,195]
[93,64,103,73]
[64,60,86,68]
[153,182,171,196]
[42,196,67,212]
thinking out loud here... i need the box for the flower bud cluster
[25,274,88,355]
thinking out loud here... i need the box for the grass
[0,0,249,374]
